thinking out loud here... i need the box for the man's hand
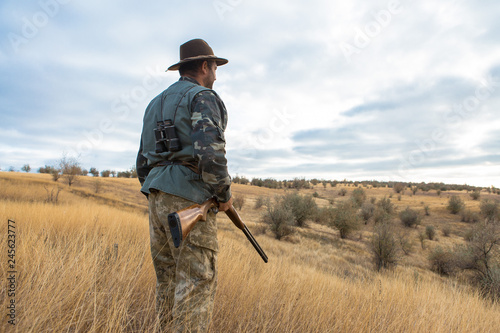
[218,197,233,212]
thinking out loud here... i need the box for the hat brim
[166,55,228,71]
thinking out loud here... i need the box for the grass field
[1,172,499,332]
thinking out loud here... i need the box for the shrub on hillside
[399,207,421,228]
[282,192,317,227]
[254,196,268,209]
[480,199,499,223]
[454,223,500,299]
[461,209,480,223]
[233,195,245,210]
[425,225,436,240]
[470,191,481,201]
[338,188,347,196]
[377,197,394,215]
[429,246,456,276]
[360,202,375,224]
[477,266,500,300]
[371,222,399,270]
[327,200,360,239]
[397,230,414,255]
[393,183,405,194]
[447,195,464,214]
[262,199,295,240]
[351,187,366,208]
[315,206,334,225]
[373,207,392,224]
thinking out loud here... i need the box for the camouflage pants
[148,190,218,333]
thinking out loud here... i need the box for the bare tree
[59,155,81,187]
[455,223,500,298]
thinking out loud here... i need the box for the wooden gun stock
[168,199,268,263]
[167,199,217,248]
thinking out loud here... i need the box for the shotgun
[167,198,268,263]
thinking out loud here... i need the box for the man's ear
[201,60,209,74]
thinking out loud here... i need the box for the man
[136,38,233,332]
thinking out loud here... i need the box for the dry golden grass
[1,172,499,332]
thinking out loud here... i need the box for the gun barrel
[242,225,268,263]
[225,206,268,263]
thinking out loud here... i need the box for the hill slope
[1,172,499,332]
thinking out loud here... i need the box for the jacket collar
[179,76,200,86]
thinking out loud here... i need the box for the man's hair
[179,59,214,76]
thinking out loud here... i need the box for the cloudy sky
[1,0,499,187]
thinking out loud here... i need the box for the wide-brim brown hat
[166,38,228,71]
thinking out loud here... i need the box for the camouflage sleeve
[191,90,231,203]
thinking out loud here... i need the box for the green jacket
[137,77,231,204]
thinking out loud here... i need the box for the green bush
[447,195,464,214]
[282,192,318,228]
[477,266,500,300]
[314,206,332,225]
[360,202,375,224]
[398,230,414,255]
[377,197,394,215]
[373,207,392,224]
[455,224,500,299]
[470,191,481,200]
[371,223,399,270]
[254,196,268,209]
[262,199,295,240]
[424,205,430,216]
[480,199,499,223]
[233,195,245,210]
[351,187,366,208]
[429,246,456,276]
[425,225,436,240]
[327,200,360,239]
[461,209,480,223]
[393,182,405,194]
[399,207,421,228]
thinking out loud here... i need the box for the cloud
[1,0,499,186]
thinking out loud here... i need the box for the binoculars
[154,119,182,153]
